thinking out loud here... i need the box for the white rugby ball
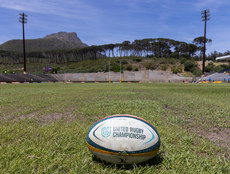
[86,114,160,164]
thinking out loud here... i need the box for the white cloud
[0,0,100,20]
[194,0,230,10]
[113,0,171,14]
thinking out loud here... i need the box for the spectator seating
[0,74,58,83]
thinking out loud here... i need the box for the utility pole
[109,61,111,83]
[201,9,210,74]
[120,61,122,83]
[19,13,28,74]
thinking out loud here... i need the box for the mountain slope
[0,32,87,53]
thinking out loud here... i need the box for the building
[216,55,230,61]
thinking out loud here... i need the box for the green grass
[0,83,229,173]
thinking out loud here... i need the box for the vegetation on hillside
[0,57,193,75]
[0,37,204,64]
[1,56,230,76]
[0,35,229,76]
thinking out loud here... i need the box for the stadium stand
[3,74,23,82]
[0,74,15,82]
[0,74,58,83]
[201,69,230,82]
[25,74,47,82]
[14,74,34,82]
[36,74,58,82]
[50,74,65,82]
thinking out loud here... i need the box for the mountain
[0,32,88,53]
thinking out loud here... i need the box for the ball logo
[87,115,161,164]
[101,127,111,138]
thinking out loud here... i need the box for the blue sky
[0,0,230,54]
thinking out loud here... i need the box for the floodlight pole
[19,13,28,74]
[201,9,210,74]
[120,61,122,83]
[109,61,111,83]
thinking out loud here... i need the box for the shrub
[2,70,15,74]
[214,65,226,72]
[161,64,168,71]
[132,57,142,62]
[53,67,60,74]
[167,58,177,64]
[88,67,96,73]
[126,65,132,71]
[133,67,139,71]
[121,60,128,64]
[205,62,215,72]
[159,58,168,64]
[184,60,197,72]
[192,67,202,76]
[145,63,156,70]
[219,64,229,69]
[180,58,187,64]
[146,54,154,58]
[111,64,120,72]
[171,66,183,74]
[68,63,76,69]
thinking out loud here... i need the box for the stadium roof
[216,55,230,60]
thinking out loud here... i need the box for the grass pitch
[0,83,229,173]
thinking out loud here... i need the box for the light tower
[19,13,28,74]
[201,9,210,74]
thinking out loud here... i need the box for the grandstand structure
[0,74,58,83]
[199,55,230,82]
[201,71,230,82]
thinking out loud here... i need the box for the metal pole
[19,13,27,74]
[203,11,207,74]
[22,17,26,74]
[109,61,111,83]
[120,61,122,83]
[201,9,210,74]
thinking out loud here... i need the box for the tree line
[0,36,228,64]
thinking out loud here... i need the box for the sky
[0,0,230,54]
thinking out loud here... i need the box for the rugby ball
[86,114,160,164]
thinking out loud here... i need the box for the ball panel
[90,149,160,164]
[89,114,161,140]
[88,125,158,152]
[87,115,160,153]
[86,114,161,164]
[87,142,160,157]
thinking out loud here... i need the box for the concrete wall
[51,70,192,82]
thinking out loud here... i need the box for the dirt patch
[38,112,77,125]
[0,115,13,121]
[12,111,77,125]
[190,127,230,148]
[190,127,230,159]
[0,106,81,125]
[162,104,230,158]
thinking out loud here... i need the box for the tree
[121,41,131,57]
[187,44,198,57]
[193,36,212,60]
[193,36,212,46]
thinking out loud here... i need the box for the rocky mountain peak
[0,31,88,52]
[44,32,84,44]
